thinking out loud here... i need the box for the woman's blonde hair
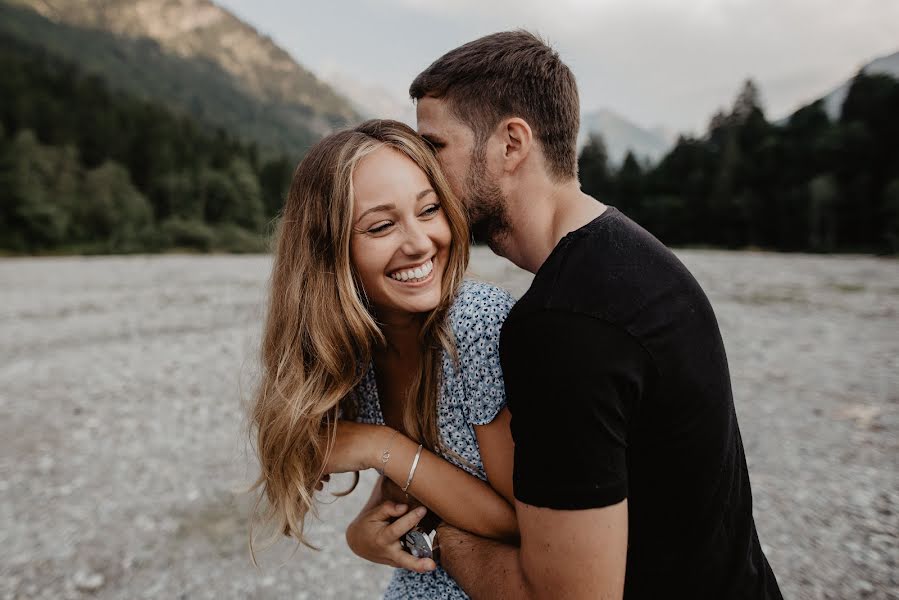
[248,119,470,556]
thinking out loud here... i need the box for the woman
[249,119,517,598]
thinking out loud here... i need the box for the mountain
[817,50,899,119]
[320,68,416,127]
[1,0,361,156]
[578,108,672,166]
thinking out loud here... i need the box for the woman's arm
[326,420,518,542]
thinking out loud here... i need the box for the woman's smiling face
[350,145,451,321]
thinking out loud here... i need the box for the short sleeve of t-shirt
[501,309,654,510]
[453,281,516,426]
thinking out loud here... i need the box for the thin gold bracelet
[402,444,424,493]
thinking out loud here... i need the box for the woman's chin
[376,286,443,318]
[395,293,442,315]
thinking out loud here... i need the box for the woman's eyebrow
[354,190,434,225]
[354,203,395,224]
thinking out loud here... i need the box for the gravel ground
[1,247,896,599]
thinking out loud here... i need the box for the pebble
[72,571,104,592]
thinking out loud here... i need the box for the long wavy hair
[248,119,470,556]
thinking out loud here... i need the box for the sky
[216,0,899,136]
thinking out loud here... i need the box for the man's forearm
[438,524,535,600]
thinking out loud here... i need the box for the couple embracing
[250,31,783,599]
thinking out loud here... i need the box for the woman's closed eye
[367,221,394,235]
[420,203,441,218]
[364,204,440,234]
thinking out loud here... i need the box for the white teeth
[389,259,434,282]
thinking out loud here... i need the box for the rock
[37,455,54,474]
[72,570,105,592]
[855,580,875,594]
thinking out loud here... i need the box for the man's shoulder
[511,208,709,332]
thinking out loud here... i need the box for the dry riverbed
[1,248,896,599]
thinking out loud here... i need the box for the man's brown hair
[410,30,579,181]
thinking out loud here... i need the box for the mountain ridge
[818,50,899,119]
[2,0,360,155]
[579,108,672,166]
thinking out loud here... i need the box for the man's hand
[346,501,437,573]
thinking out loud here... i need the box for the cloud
[223,0,899,134]
[398,0,899,132]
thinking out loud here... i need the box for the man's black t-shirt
[501,207,782,599]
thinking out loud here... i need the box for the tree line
[2,27,897,255]
[579,75,899,253]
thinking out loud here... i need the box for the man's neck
[498,180,607,274]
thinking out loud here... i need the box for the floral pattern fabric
[350,279,515,599]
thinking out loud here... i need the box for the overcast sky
[216,0,898,136]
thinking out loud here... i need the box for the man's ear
[498,118,533,174]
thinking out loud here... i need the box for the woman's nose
[401,222,433,256]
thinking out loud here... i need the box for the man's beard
[464,148,511,252]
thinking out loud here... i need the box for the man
[405,30,782,599]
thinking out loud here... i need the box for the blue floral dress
[350,279,515,600]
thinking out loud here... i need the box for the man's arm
[438,499,628,600]
[442,310,649,598]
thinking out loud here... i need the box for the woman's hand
[346,501,437,573]
[322,421,392,475]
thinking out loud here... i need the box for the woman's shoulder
[449,279,517,346]
[451,279,517,322]
[447,280,511,426]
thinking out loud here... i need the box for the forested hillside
[579,76,899,253]
[0,33,294,253]
[0,1,358,157]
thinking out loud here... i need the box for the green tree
[199,167,236,225]
[807,174,838,252]
[227,158,265,230]
[615,152,645,220]
[149,170,200,222]
[79,161,153,251]
[732,79,763,125]
[578,132,613,201]
[883,178,899,253]
[839,72,899,250]
[0,130,72,249]
[258,156,294,218]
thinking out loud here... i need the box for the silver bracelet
[402,444,424,493]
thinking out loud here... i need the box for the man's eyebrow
[354,203,395,224]
[420,134,445,146]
